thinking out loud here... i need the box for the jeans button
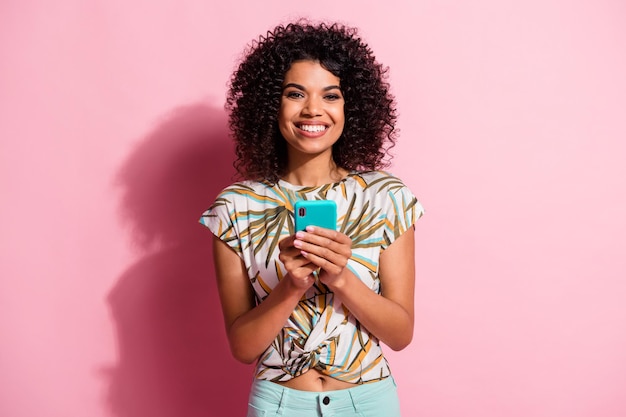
[323,396,330,405]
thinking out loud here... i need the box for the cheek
[278,101,296,121]
[277,121,289,139]
[333,107,346,125]
[277,113,291,139]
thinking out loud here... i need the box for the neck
[282,153,348,187]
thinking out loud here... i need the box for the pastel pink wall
[1,1,625,416]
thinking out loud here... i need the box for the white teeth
[299,124,326,132]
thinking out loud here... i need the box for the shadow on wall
[105,103,250,417]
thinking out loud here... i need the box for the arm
[212,234,318,363]
[293,226,416,350]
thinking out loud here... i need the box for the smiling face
[278,60,345,163]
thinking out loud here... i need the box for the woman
[201,21,424,417]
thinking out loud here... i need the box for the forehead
[283,60,341,86]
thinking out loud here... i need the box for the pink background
[1,1,625,416]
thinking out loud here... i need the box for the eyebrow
[282,83,342,92]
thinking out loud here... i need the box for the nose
[302,95,322,117]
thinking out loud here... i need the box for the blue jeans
[247,377,401,417]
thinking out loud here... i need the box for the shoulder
[352,170,424,218]
[210,180,292,219]
[351,170,411,193]
[203,180,279,226]
[214,180,275,202]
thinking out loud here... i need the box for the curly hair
[226,20,397,182]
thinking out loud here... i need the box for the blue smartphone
[294,200,337,232]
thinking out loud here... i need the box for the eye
[285,91,304,99]
[324,93,343,101]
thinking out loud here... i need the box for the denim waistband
[249,376,397,415]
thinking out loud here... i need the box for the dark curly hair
[226,20,397,182]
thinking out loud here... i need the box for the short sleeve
[381,183,424,249]
[199,191,242,255]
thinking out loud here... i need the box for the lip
[295,122,330,138]
[295,121,329,127]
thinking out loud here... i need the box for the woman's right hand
[214,235,313,363]
[278,234,318,290]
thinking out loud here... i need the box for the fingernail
[294,239,302,248]
[295,231,305,239]
[306,226,315,232]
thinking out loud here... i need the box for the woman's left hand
[292,226,353,288]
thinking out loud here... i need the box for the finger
[297,230,352,255]
[304,226,352,245]
[297,239,350,273]
[292,263,319,279]
[279,249,313,270]
[285,271,316,290]
[294,235,352,260]
[300,251,344,276]
[278,235,297,251]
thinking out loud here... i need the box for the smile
[297,124,328,133]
